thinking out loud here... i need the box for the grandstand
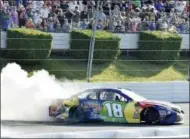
[0,0,189,33]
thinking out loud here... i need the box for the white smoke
[1,63,84,121]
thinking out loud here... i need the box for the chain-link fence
[0,37,189,82]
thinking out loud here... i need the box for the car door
[79,90,102,120]
[99,89,129,123]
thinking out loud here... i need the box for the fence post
[86,0,100,82]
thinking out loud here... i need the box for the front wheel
[143,108,160,124]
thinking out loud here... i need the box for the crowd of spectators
[0,0,189,33]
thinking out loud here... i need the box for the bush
[6,28,52,61]
[70,30,121,63]
[138,31,182,64]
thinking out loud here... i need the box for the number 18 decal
[105,103,123,118]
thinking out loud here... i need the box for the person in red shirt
[26,18,35,29]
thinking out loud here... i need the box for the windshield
[71,89,95,99]
[121,89,146,101]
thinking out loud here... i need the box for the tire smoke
[1,63,83,121]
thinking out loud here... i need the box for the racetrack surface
[1,103,189,137]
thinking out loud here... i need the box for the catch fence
[0,38,189,82]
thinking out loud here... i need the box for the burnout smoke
[1,63,83,121]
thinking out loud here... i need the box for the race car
[49,88,184,125]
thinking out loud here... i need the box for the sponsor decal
[133,103,140,119]
[81,102,102,112]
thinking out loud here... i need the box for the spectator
[88,19,95,29]
[11,6,19,27]
[47,17,54,32]
[130,18,138,32]
[121,21,126,33]
[57,8,65,27]
[55,22,61,32]
[26,18,35,29]
[102,1,111,16]
[96,7,106,23]
[114,20,122,33]
[35,19,43,30]
[168,24,177,33]
[141,16,149,31]
[88,6,95,20]
[3,0,10,8]
[112,5,120,20]
[72,6,80,29]
[0,0,3,10]
[60,0,69,12]
[162,20,168,31]
[175,0,187,14]
[80,19,88,29]
[26,4,33,19]
[150,21,156,31]
[87,0,95,10]
[62,19,71,33]
[26,1,33,10]
[149,8,156,22]
[40,4,49,21]
[33,9,41,25]
[80,6,88,21]
[65,9,74,24]
[155,0,165,12]
[97,19,104,30]
[178,18,186,33]
[68,0,79,11]
[2,7,14,31]
[0,0,189,34]
[19,8,28,27]
[125,13,132,31]
[16,0,22,7]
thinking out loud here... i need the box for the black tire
[68,107,85,124]
[143,108,160,124]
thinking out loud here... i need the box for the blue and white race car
[49,88,184,125]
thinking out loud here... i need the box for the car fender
[124,102,143,123]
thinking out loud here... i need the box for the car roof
[86,88,132,92]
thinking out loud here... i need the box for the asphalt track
[1,103,189,137]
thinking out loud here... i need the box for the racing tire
[68,107,85,124]
[143,108,160,124]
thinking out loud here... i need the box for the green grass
[1,55,188,82]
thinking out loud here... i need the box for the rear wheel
[142,108,160,124]
[68,107,85,124]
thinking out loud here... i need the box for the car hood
[50,97,79,108]
[142,100,181,110]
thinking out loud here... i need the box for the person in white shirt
[162,20,168,31]
[33,10,41,25]
[32,1,37,12]
[32,0,44,12]
[62,19,72,33]
[96,7,106,24]
[68,0,79,11]
[40,4,49,19]
[175,0,187,13]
